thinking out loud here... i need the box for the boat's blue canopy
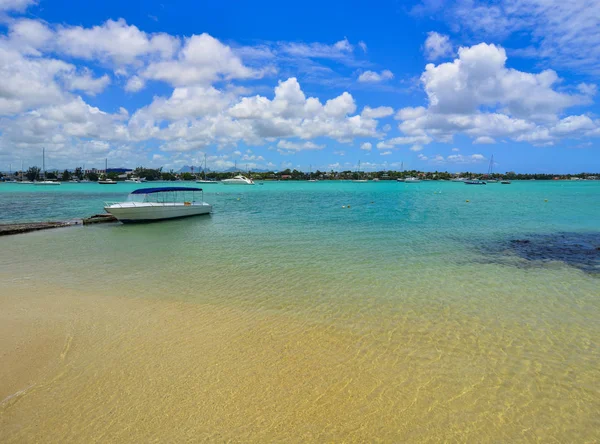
[131,187,203,194]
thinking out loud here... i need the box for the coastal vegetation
[1,167,599,182]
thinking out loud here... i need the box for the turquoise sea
[1,180,599,441]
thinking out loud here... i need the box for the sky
[0,0,598,174]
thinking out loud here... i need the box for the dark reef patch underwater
[479,232,600,275]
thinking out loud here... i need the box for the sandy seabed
[2,278,599,443]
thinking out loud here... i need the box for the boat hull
[105,203,212,223]
[221,180,254,185]
[34,181,61,186]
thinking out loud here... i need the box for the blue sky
[0,0,598,173]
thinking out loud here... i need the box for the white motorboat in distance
[404,177,421,183]
[98,179,118,184]
[222,175,255,185]
[104,187,212,223]
[34,180,61,186]
[125,177,142,183]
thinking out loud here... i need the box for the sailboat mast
[42,148,45,176]
[204,154,207,180]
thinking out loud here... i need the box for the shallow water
[1,181,599,441]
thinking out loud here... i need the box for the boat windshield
[126,189,202,203]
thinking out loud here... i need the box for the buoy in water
[466,200,470,202]
[544,199,548,202]
[347,205,351,208]
[342,205,346,208]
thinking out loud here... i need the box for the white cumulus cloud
[61,69,111,96]
[358,69,394,83]
[0,0,36,12]
[473,136,496,144]
[424,31,453,60]
[361,106,394,118]
[394,42,598,147]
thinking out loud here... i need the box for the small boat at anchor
[352,161,368,182]
[486,155,498,183]
[465,179,486,185]
[104,187,212,223]
[196,154,218,184]
[99,158,117,184]
[35,180,61,186]
[222,175,255,185]
[34,148,61,186]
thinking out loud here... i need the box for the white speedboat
[125,178,142,183]
[404,177,421,183]
[451,178,468,182]
[98,179,117,184]
[34,180,61,186]
[104,187,212,223]
[352,179,368,183]
[222,175,255,185]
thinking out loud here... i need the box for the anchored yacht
[222,175,255,185]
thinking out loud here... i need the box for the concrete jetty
[0,214,117,236]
